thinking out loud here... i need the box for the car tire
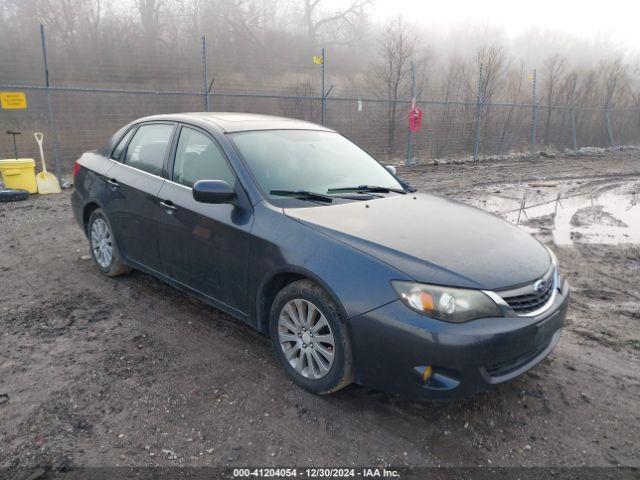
[87,208,131,277]
[269,279,353,394]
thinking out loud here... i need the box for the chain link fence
[1,26,639,177]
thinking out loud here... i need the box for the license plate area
[535,312,561,348]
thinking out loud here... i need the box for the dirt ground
[1,150,639,472]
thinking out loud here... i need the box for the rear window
[124,124,174,176]
[110,128,135,161]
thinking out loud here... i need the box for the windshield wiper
[270,189,333,203]
[401,181,417,193]
[327,185,407,194]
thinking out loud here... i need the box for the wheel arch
[82,201,103,234]
[256,266,347,336]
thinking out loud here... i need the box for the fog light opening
[421,365,433,383]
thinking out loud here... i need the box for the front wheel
[87,208,131,277]
[269,280,353,394]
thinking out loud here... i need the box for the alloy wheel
[277,299,336,379]
[90,218,113,269]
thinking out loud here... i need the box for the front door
[156,126,252,315]
[103,122,175,273]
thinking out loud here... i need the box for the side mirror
[385,165,397,175]
[193,180,235,204]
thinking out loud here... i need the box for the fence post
[570,108,578,153]
[201,35,209,111]
[530,69,537,156]
[39,24,61,177]
[406,60,416,166]
[605,110,616,149]
[472,63,483,161]
[320,47,326,125]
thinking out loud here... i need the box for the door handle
[159,200,178,214]
[107,178,120,190]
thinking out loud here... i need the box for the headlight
[391,281,503,323]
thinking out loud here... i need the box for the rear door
[156,125,253,315]
[103,122,176,273]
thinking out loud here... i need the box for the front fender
[248,201,411,330]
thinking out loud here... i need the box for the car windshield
[229,130,403,199]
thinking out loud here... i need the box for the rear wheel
[269,280,352,394]
[87,208,131,277]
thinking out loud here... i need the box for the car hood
[284,193,551,290]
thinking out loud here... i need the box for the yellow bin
[0,158,38,194]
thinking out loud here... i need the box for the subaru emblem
[534,279,547,294]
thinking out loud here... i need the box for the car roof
[134,112,335,133]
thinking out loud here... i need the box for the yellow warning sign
[0,91,27,109]
[312,55,323,65]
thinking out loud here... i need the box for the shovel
[34,132,61,194]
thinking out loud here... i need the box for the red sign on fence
[408,103,423,132]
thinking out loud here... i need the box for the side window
[124,124,174,176]
[110,128,135,161]
[173,127,235,188]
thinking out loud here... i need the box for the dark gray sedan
[71,113,570,399]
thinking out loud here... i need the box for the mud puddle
[471,180,640,246]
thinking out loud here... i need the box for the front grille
[502,281,554,314]
[497,266,556,315]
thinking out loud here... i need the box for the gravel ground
[1,150,639,472]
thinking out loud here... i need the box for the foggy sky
[372,0,639,50]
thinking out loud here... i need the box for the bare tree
[602,57,627,109]
[1,0,639,162]
[541,54,567,145]
[496,63,525,153]
[371,16,415,156]
[302,0,373,48]
[629,60,640,131]
[458,44,509,152]
[476,44,509,102]
[432,56,466,157]
[218,0,264,47]
[137,0,163,55]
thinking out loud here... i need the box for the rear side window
[124,124,174,176]
[172,127,235,188]
[111,128,135,161]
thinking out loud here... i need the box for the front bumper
[348,280,570,400]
